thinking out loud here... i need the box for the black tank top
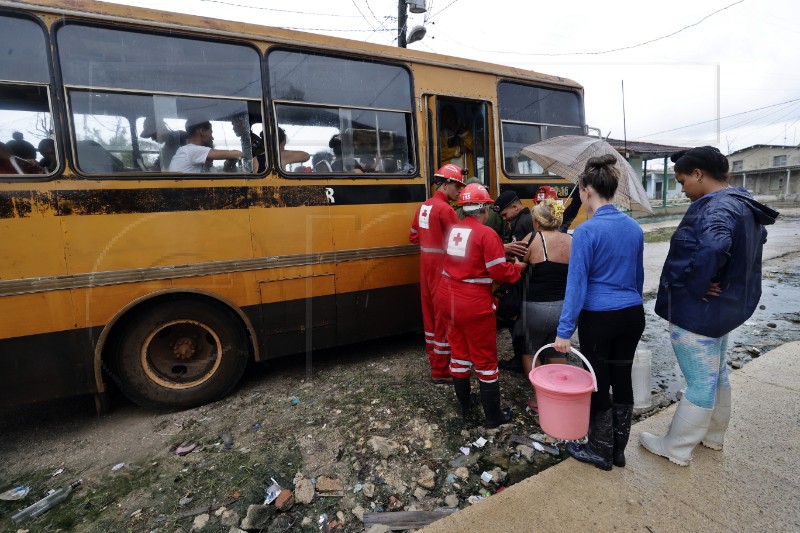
[523,232,569,302]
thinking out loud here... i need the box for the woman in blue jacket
[554,154,645,471]
[640,146,778,466]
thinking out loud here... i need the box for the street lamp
[398,0,426,48]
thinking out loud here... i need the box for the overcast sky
[100,0,800,156]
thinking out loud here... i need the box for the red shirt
[409,190,460,253]
[442,216,522,284]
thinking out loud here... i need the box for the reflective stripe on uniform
[451,358,473,367]
[475,367,498,376]
[461,277,492,284]
[433,341,450,347]
[420,246,445,254]
[425,331,434,337]
[485,257,506,268]
[441,271,492,284]
[450,366,471,374]
[478,376,498,383]
[410,227,418,234]
[434,349,451,355]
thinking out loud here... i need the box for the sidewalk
[423,342,800,532]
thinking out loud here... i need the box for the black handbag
[494,234,534,322]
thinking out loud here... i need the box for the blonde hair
[533,198,565,230]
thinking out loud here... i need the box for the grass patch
[644,227,676,243]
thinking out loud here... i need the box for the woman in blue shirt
[640,147,777,466]
[554,154,645,471]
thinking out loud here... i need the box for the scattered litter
[51,468,64,477]
[459,446,471,455]
[178,495,193,506]
[480,471,493,483]
[473,437,488,448]
[289,396,300,405]
[176,443,197,456]
[0,486,31,501]
[353,483,363,493]
[11,480,81,523]
[252,422,262,430]
[446,473,457,484]
[220,431,233,450]
[531,441,559,455]
[130,508,143,518]
[264,478,281,504]
[111,463,125,472]
[467,495,485,505]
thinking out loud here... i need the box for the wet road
[640,206,800,397]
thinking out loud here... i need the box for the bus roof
[4,0,583,91]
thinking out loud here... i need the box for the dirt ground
[2,215,799,533]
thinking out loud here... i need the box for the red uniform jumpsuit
[409,190,460,379]
[435,216,522,383]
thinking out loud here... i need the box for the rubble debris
[363,509,457,530]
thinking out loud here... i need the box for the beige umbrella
[520,135,654,214]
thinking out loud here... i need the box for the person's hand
[702,281,722,302]
[554,336,571,354]
[505,242,527,258]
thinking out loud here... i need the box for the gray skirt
[513,300,565,357]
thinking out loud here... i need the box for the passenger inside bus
[439,105,473,168]
[169,117,243,173]
[312,150,334,172]
[140,116,186,171]
[6,131,37,160]
[231,113,264,172]
[328,134,362,173]
[0,141,43,175]
[277,127,310,171]
[37,138,57,173]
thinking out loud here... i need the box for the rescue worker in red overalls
[436,183,524,427]
[409,164,466,384]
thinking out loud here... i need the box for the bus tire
[109,298,249,410]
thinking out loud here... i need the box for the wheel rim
[140,319,223,390]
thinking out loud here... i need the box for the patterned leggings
[670,324,731,409]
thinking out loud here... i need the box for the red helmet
[434,164,466,185]
[458,183,493,205]
[536,185,558,203]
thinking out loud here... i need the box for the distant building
[606,139,689,201]
[727,144,800,198]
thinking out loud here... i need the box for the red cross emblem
[421,207,429,217]
[452,233,463,246]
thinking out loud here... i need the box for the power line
[433,0,743,57]
[637,97,800,139]
[351,0,376,31]
[428,0,462,21]
[196,0,366,17]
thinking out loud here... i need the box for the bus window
[0,15,57,178]
[56,23,264,176]
[498,81,584,177]
[436,99,489,181]
[268,50,415,175]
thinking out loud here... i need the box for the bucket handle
[531,343,598,392]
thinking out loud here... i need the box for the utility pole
[398,0,408,48]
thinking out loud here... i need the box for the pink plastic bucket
[528,344,597,441]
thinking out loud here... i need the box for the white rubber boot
[640,397,713,466]
[702,387,731,450]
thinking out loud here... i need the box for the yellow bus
[0,0,587,410]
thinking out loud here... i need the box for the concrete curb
[422,342,800,532]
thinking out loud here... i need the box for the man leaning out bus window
[169,116,243,173]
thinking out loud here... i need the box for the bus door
[425,96,492,193]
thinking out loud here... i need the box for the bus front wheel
[110,299,249,410]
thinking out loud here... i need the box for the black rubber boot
[566,408,613,471]
[612,403,634,467]
[479,381,512,429]
[453,377,472,419]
